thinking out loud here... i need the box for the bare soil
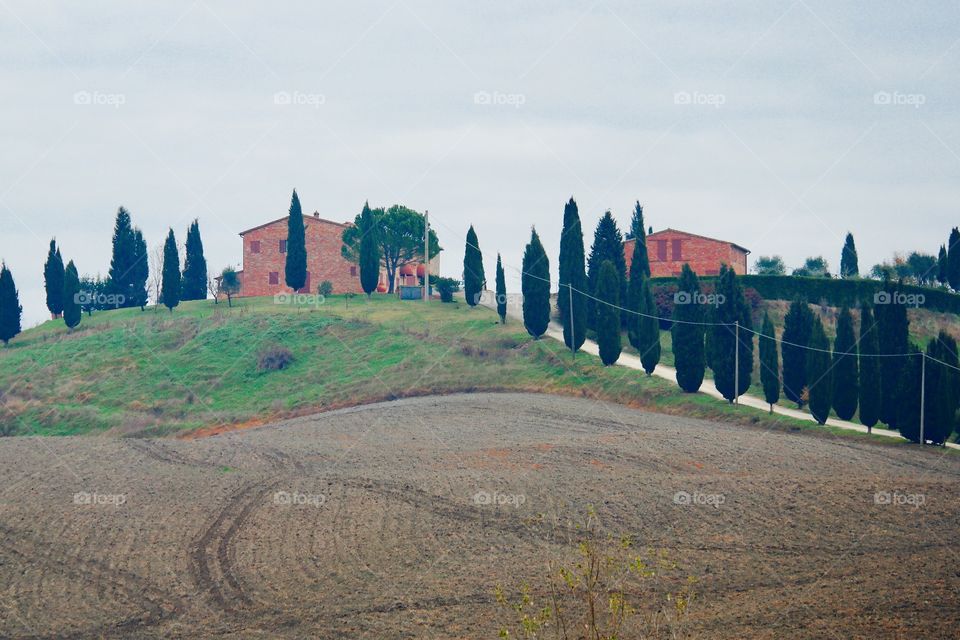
[1,393,958,639]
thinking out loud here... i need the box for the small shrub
[318,281,334,297]
[433,277,461,303]
[257,345,295,371]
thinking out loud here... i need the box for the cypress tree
[895,348,923,442]
[62,260,81,331]
[831,306,859,420]
[463,225,485,306]
[0,263,22,345]
[626,203,658,372]
[585,211,625,330]
[637,275,661,374]
[925,333,959,445]
[595,260,622,366]
[131,229,149,309]
[285,189,307,291]
[358,202,380,296]
[949,227,960,290]
[840,232,858,278]
[160,229,181,312]
[521,228,550,339]
[181,220,207,301]
[878,278,909,428]
[710,265,753,402]
[108,207,136,307]
[759,312,780,412]
[628,202,650,276]
[806,316,832,425]
[495,253,507,324]
[557,198,587,351]
[43,239,65,318]
[672,264,705,392]
[858,304,881,432]
[782,298,814,407]
[937,244,949,285]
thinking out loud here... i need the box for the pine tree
[925,333,959,445]
[43,239,65,318]
[358,202,380,296]
[181,220,207,301]
[878,278,909,428]
[806,316,832,425]
[637,275,661,374]
[160,229,181,312]
[949,227,960,290]
[595,260,622,366]
[463,225,485,306]
[557,198,587,351]
[0,263,22,345]
[521,228,550,339]
[710,265,753,402]
[585,211,626,330]
[759,312,780,412]
[108,207,136,307]
[782,298,814,407]
[672,264,705,392]
[131,229,149,309]
[495,253,507,324]
[858,304,881,432]
[285,189,307,291]
[831,305,859,420]
[937,244,949,285]
[840,232,858,278]
[62,260,81,331]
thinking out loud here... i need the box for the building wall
[623,230,748,278]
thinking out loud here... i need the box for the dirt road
[1,393,957,638]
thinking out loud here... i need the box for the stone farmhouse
[623,228,749,278]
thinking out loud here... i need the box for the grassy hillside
[0,294,879,440]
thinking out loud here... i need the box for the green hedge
[650,274,960,315]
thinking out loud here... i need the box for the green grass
[0,295,934,448]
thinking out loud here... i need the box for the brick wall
[623,229,748,278]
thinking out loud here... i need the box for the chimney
[313,211,320,218]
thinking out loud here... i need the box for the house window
[269,272,279,285]
[350,266,357,276]
[656,240,667,261]
[251,240,261,254]
[279,239,287,253]
[671,239,682,261]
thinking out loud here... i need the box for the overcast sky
[1,1,958,326]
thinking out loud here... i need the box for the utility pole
[920,351,926,445]
[423,210,429,303]
[568,283,576,359]
[734,321,739,406]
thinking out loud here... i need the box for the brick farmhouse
[623,228,749,278]
[228,211,438,297]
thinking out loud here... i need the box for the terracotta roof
[627,228,750,254]
[239,212,353,236]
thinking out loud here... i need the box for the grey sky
[1,1,958,326]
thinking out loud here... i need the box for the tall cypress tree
[806,316,832,425]
[160,229,181,313]
[495,253,507,324]
[463,225,485,306]
[710,265,753,402]
[948,227,960,290]
[585,211,625,330]
[858,304,881,432]
[878,278,909,428]
[285,189,307,291]
[62,260,81,331]
[840,232,858,278]
[759,312,780,412]
[595,260,622,366]
[131,229,149,309]
[521,228,550,339]
[672,264,705,392]
[831,306,859,420]
[44,239,65,318]
[637,276,661,375]
[627,203,658,372]
[627,202,649,276]
[557,198,587,351]
[358,202,380,296]
[0,263,22,345]
[181,220,207,301]
[937,244,949,285]
[896,347,923,442]
[782,298,814,407]
[925,333,959,445]
[108,207,136,307]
